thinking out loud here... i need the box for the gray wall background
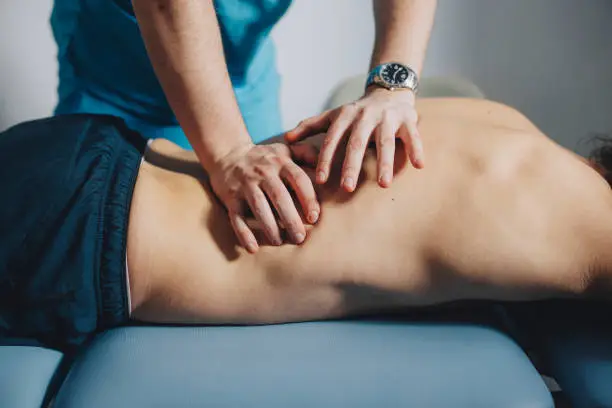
[2,0,612,154]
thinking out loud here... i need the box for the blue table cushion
[53,321,553,408]
[0,346,63,408]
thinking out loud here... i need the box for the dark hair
[589,134,612,187]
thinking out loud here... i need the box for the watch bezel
[380,63,410,87]
[368,62,418,92]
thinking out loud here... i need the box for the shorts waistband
[99,125,147,330]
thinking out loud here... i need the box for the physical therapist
[50,0,437,252]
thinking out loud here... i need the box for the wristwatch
[366,62,419,93]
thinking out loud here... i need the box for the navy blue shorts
[0,114,147,352]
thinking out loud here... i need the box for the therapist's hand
[285,88,423,192]
[209,143,320,253]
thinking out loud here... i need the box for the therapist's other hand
[209,143,320,253]
[285,88,423,192]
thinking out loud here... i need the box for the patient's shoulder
[416,98,542,134]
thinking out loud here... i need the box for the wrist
[364,85,416,102]
[366,62,419,94]
[189,128,253,173]
[207,138,254,173]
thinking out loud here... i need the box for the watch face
[381,63,409,86]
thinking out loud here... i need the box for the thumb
[285,110,334,143]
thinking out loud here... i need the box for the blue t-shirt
[51,0,292,147]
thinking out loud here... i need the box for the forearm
[132,0,252,171]
[370,0,437,75]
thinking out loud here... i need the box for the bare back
[126,98,612,324]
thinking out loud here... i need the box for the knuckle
[297,182,315,198]
[321,136,334,147]
[277,155,292,168]
[379,163,393,174]
[340,104,356,116]
[264,224,280,240]
[228,193,244,207]
[227,184,241,197]
[363,107,382,122]
[235,222,249,235]
[270,143,284,153]
[348,136,366,151]
[343,165,357,176]
[285,167,304,183]
[261,145,275,157]
[295,169,312,185]
[262,153,281,166]
[233,166,248,181]
[382,110,398,123]
[318,159,331,169]
[227,200,242,214]
[361,105,377,117]
[272,146,290,160]
[252,203,268,219]
[267,186,285,204]
[253,164,269,178]
[408,129,421,142]
[379,134,395,147]
[247,186,264,202]
[355,107,369,121]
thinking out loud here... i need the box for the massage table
[1,77,610,408]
